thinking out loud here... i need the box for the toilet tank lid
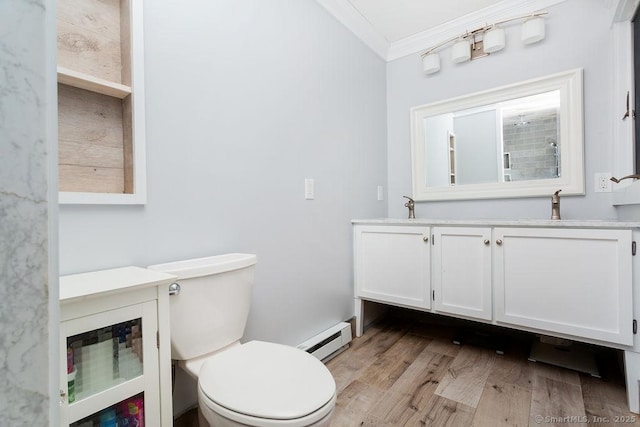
[148,253,256,280]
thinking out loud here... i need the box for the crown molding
[315,0,567,62]
[609,0,640,22]
[314,0,389,60]
[387,0,567,61]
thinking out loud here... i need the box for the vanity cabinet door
[494,228,633,345]
[354,225,431,309]
[432,227,492,320]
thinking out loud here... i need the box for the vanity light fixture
[422,52,441,74]
[451,38,472,63]
[421,11,547,75]
[521,17,546,44]
[483,26,506,53]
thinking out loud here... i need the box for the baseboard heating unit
[297,321,353,362]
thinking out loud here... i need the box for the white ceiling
[315,0,567,61]
[347,0,504,43]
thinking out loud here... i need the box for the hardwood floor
[174,407,199,427]
[326,312,640,427]
[174,311,639,427]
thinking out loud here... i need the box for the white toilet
[148,253,336,427]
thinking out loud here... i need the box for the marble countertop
[352,218,640,228]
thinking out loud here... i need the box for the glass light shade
[451,39,471,63]
[483,27,505,53]
[422,53,440,74]
[522,17,545,44]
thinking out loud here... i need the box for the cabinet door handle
[423,236,429,242]
[496,239,503,245]
[484,239,490,245]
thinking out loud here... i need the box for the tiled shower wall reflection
[503,108,560,182]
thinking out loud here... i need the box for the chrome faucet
[403,196,415,219]
[610,174,640,183]
[551,189,561,220]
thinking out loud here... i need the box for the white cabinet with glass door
[59,267,175,426]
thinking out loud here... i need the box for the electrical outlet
[594,172,612,193]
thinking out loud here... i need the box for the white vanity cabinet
[432,227,492,321]
[353,220,637,345]
[493,227,633,345]
[354,225,431,310]
[353,219,640,413]
[59,267,175,427]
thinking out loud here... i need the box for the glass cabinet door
[60,301,159,426]
[70,392,145,427]
[67,317,144,402]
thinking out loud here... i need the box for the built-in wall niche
[57,0,146,204]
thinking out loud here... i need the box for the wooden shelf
[58,66,132,99]
[57,84,131,195]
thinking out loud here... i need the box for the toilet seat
[198,387,335,427]
[198,340,336,427]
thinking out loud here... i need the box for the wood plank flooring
[174,312,639,427]
[325,313,640,427]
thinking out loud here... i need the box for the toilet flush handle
[169,282,181,296]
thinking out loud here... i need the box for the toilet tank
[148,253,257,361]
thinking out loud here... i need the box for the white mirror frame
[410,68,584,201]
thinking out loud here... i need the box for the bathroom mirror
[411,69,584,201]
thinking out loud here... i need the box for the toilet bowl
[148,254,336,427]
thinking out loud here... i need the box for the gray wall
[387,0,617,219]
[59,0,387,346]
[0,0,58,425]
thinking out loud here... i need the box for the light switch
[377,185,384,201]
[305,178,314,200]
